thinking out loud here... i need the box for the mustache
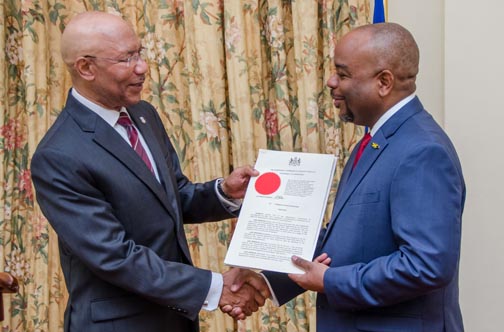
[134,76,146,84]
[330,89,343,99]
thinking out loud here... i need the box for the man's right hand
[219,268,270,320]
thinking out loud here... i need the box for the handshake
[218,268,271,320]
[217,253,332,320]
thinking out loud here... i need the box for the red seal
[254,172,281,195]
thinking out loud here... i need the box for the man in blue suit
[257,23,466,331]
[31,11,269,332]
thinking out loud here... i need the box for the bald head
[60,11,147,110]
[350,23,419,94]
[61,12,136,70]
[327,23,420,126]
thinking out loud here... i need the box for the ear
[74,57,96,82]
[376,69,394,97]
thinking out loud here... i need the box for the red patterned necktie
[352,132,372,169]
[117,111,154,174]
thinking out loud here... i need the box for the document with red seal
[225,149,336,274]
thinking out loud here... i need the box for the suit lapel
[65,94,180,223]
[322,97,424,245]
[128,111,181,219]
[322,131,388,245]
[93,120,180,220]
[128,108,193,264]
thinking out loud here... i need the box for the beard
[338,106,354,123]
[339,113,354,123]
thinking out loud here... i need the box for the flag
[373,0,386,23]
[366,1,387,134]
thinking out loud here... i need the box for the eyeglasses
[84,47,146,67]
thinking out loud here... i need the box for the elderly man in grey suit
[31,11,269,332]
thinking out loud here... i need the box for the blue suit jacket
[31,91,233,332]
[264,97,465,332]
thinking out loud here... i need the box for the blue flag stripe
[373,0,385,23]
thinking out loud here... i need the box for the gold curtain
[0,1,369,331]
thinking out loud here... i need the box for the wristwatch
[217,178,232,200]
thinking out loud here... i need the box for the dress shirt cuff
[202,272,223,311]
[215,178,241,212]
[259,272,280,306]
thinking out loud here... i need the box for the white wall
[388,0,445,126]
[445,1,504,331]
[388,1,504,331]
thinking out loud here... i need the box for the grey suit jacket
[31,91,233,332]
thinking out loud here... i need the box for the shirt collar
[370,93,416,136]
[71,88,126,127]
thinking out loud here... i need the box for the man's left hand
[288,255,329,293]
[221,166,259,199]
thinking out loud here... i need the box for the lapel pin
[139,116,146,124]
[371,142,380,149]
